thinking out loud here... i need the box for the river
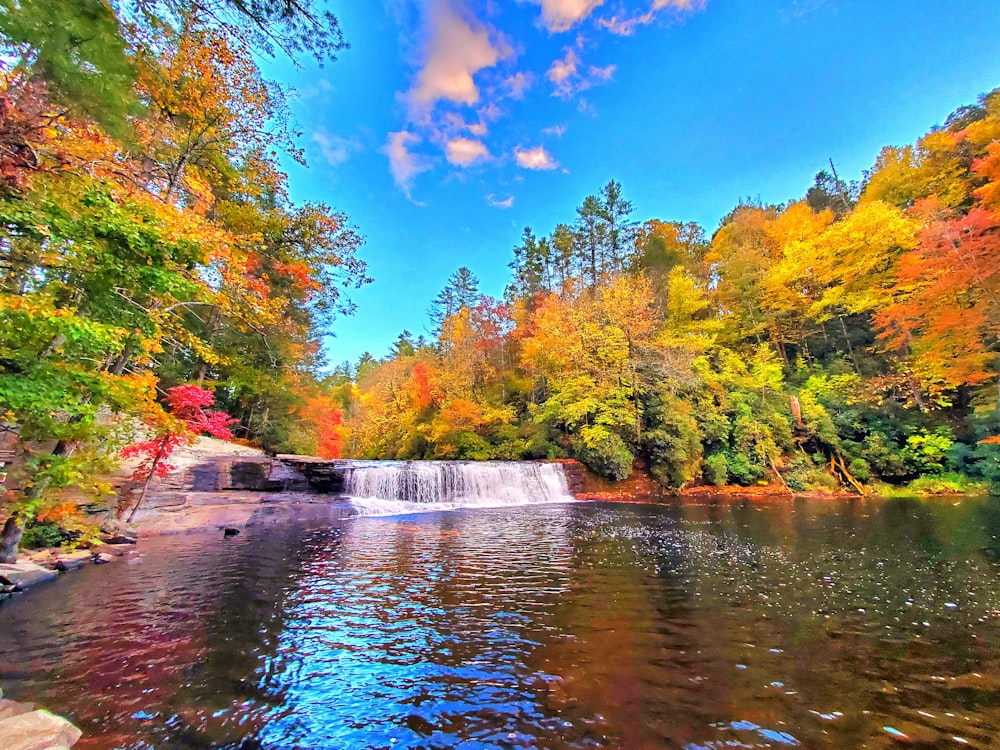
[1,496,999,748]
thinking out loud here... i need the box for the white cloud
[547,48,615,97]
[312,130,362,168]
[468,121,489,136]
[534,0,605,32]
[589,64,616,82]
[542,124,567,137]
[478,101,504,122]
[409,1,506,112]
[547,48,578,89]
[515,145,558,170]
[487,193,515,209]
[386,131,431,196]
[599,0,705,35]
[503,71,534,100]
[296,78,335,101]
[446,136,490,166]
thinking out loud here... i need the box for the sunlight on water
[1,497,1000,749]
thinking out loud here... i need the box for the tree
[123,385,235,522]
[430,266,479,338]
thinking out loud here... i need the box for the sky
[263,0,1000,368]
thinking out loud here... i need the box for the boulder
[53,551,92,572]
[98,520,138,545]
[0,699,33,721]
[0,563,58,589]
[0,709,82,749]
[0,515,23,564]
[93,553,115,565]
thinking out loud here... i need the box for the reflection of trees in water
[160,524,347,748]
[0,523,347,749]
[3,500,1000,749]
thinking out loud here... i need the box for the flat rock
[93,553,115,565]
[0,699,33,721]
[0,709,82,749]
[0,563,58,589]
[53,551,92,572]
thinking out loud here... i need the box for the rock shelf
[0,688,82,749]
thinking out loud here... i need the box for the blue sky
[264,0,1000,368]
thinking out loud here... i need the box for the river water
[1,497,1000,749]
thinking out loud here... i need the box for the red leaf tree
[122,385,236,522]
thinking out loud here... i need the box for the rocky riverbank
[1,525,139,602]
[0,687,81,749]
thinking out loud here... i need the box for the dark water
[2,498,1000,749]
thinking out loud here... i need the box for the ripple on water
[1,499,1000,748]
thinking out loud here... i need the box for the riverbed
[1,497,999,748]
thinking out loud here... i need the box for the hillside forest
[0,0,999,531]
[341,89,1000,496]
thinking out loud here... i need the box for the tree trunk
[838,315,863,378]
[126,437,168,523]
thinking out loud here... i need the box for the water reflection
[0,498,998,748]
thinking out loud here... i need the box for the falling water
[341,460,574,516]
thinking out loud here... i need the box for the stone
[0,709,82,749]
[53,551,92,572]
[0,563,59,589]
[0,515,23,564]
[98,520,138,545]
[223,527,240,537]
[89,543,126,557]
[0,699,33,721]
[93,553,115,565]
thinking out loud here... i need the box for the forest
[1,0,999,534]
[0,0,368,526]
[341,91,1000,495]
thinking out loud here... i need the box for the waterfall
[341,461,574,516]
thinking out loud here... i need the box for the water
[340,460,574,515]
[2,497,1000,749]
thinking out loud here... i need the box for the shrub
[572,429,633,481]
[848,458,872,483]
[703,452,729,486]
[20,521,65,550]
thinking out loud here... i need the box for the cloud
[547,48,615,97]
[515,145,558,170]
[534,0,605,32]
[487,193,515,209]
[312,130,362,168]
[386,131,431,195]
[588,64,616,82]
[547,48,578,91]
[296,78,335,101]
[408,1,507,112]
[467,121,488,136]
[599,0,705,36]
[445,136,490,166]
[503,71,534,99]
[542,124,567,137]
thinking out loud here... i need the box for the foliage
[340,87,1000,496]
[0,3,367,520]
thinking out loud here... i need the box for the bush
[452,431,492,461]
[572,429,633,481]
[784,454,840,492]
[703,452,729,486]
[901,428,955,475]
[901,472,989,496]
[725,449,766,486]
[20,521,65,550]
[848,458,872,483]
